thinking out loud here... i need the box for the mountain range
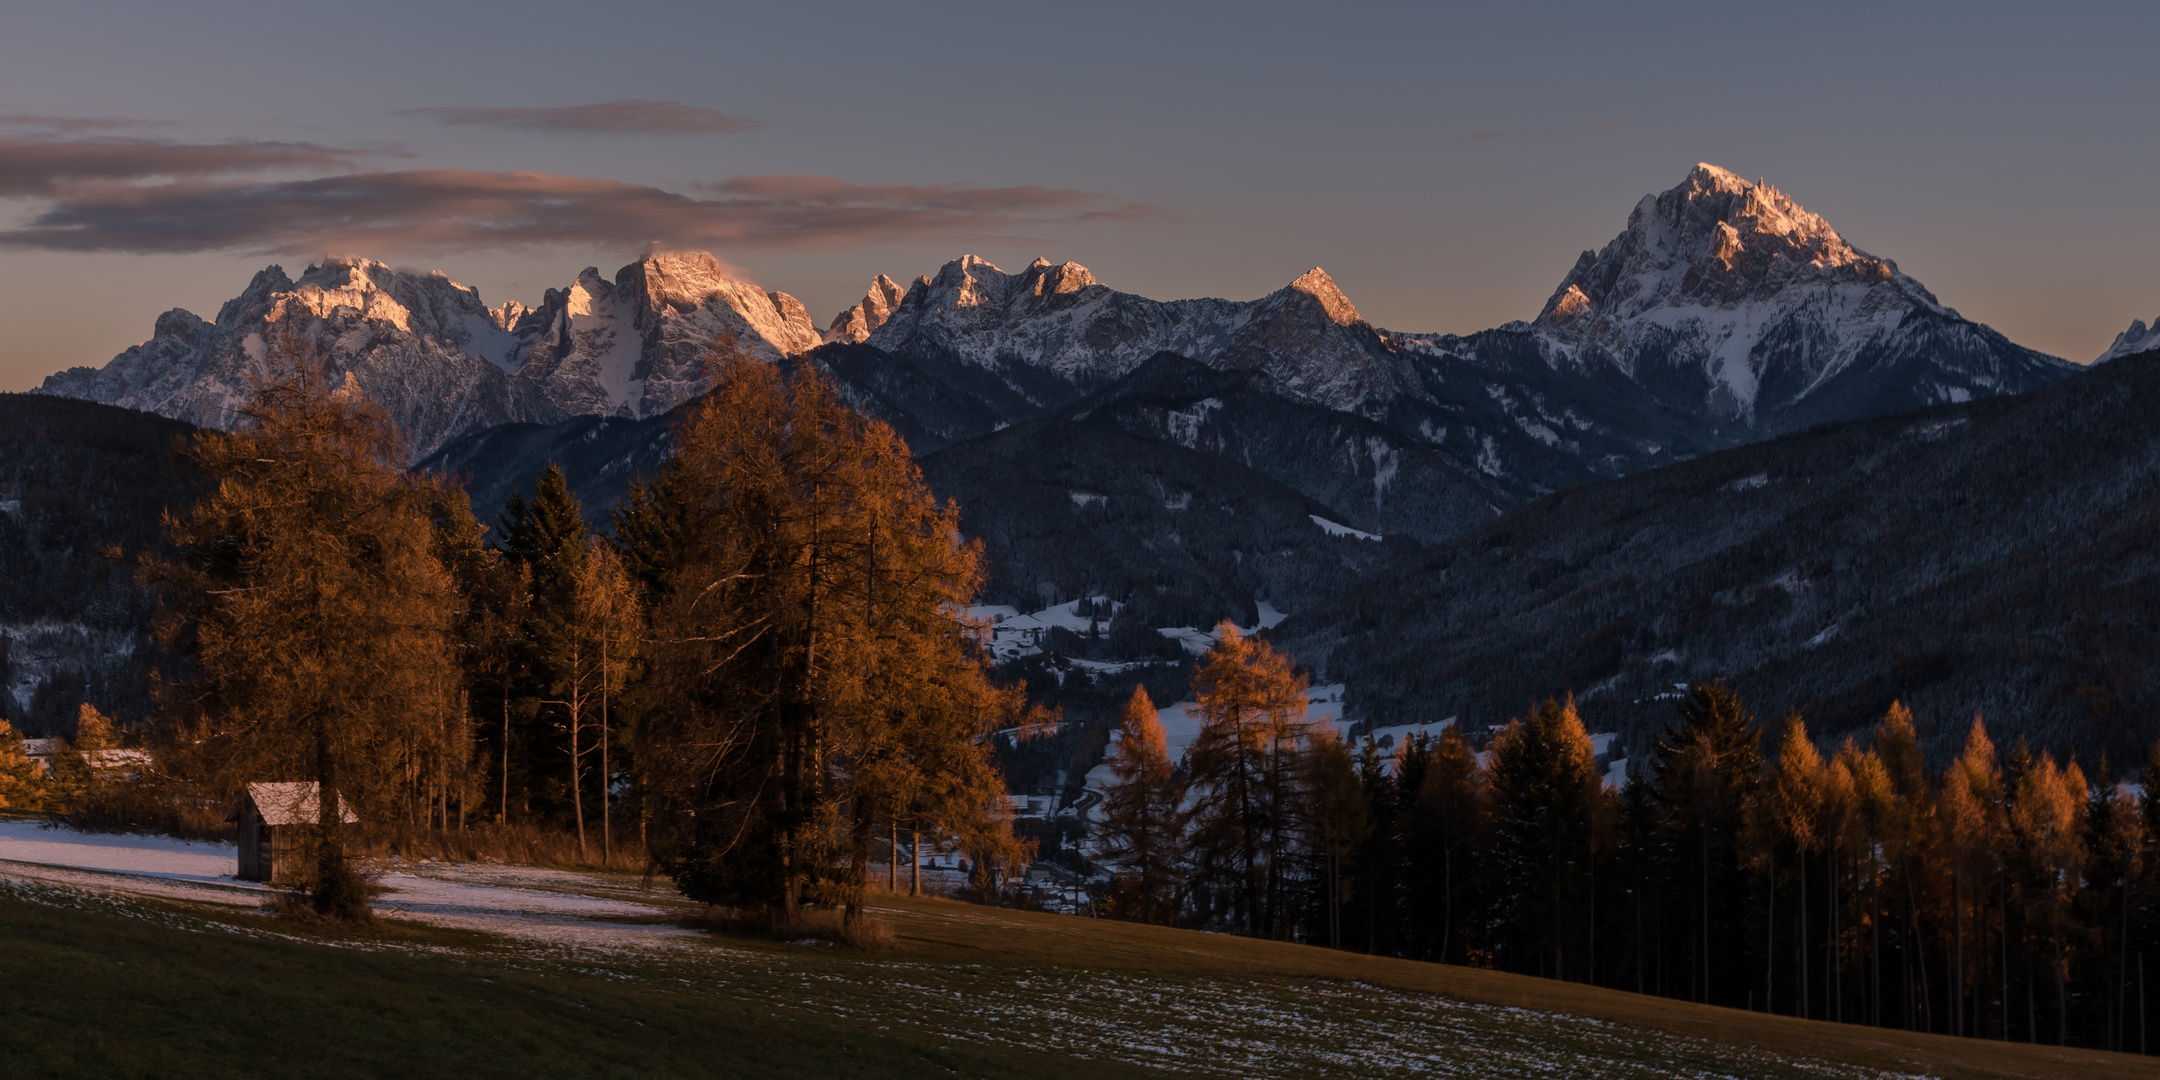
[22,162,2148,765]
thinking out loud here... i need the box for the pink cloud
[0,137,371,196]
[0,169,1158,254]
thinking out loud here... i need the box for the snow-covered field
[0,818,689,954]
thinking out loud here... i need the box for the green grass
[2,877,2155,1079]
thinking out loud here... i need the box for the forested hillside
[0,394,202,734]
[1303,348,2160,767]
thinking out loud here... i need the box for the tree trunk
[1799,855,1809,1019]
[1766,848,1776,1015]
[600,637,611,864]
[1954,870,1965,1038]
[568,697,587,858]
[501,668,512,825]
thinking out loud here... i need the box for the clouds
[396,100,759,135]
[0,136,369,196]
[0,105,1147,256]
[0,113,163,136]
[0,168,1155,254]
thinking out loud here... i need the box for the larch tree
[1938,716,2006,1039]
[1874,702,1940,1033]
[50,702,119,814]
[424,483,526,831]
[155,345,466,919]
[0,720,42,811]
[1182,620,1311,937]
[575,540,640,862]
[1758,713,1826,1017]
[2011,751,2087,1044]
[536,536,640,858]
[1845,737,1897,1028]
[628,344,1032,926]
[1097,684,1184,925]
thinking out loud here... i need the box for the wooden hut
[228,782,358,883]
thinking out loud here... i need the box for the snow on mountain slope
[39,252,821,460]
[824,273,908,344]
[2097,317,2160,363]
[37,167,2084,482]
[41,258,537,454]
[1523,163,2075,428]
[856,255,1421,413]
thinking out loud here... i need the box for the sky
[1,0,2155,391]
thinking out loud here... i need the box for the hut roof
[238,782,359,826]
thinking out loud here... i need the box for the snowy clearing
[0,819,688,955]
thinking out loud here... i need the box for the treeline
[1098,629,2160,1054]
[134,337,1033,924]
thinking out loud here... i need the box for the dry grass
[858,891,2160,1080]
[687,903,895,950]
[378,822,650,872]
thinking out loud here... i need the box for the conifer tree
[1182,621,1311,937]
[2086,772,2145,1051]
[1488,695,1601,980]
[1097,685,1183,924]
[1300,727,1366,949]
[1651,681,1762,1006]
[0,720,43,811]
[500,463,593,827]
[1617,771,1661,995]
[50,702,118,814]
[1410,723,1485,965]
[1348,735,1401,955]
[155,344,466,919]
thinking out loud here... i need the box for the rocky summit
[37,165,2081,489]
[38,251,821,460]
[1523,163,2071,432]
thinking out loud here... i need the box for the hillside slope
[0,394,202,733]
[1300,350,2160,765]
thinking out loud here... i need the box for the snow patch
[1310,514,1381,541]
[1905,417,1969,441]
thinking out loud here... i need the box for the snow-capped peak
[825,273,908,344]
[1520,164,2073,425]
[1284,268,1362,327]
[2096,317,2160,363]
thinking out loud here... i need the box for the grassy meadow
[0,875,2151,1079]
